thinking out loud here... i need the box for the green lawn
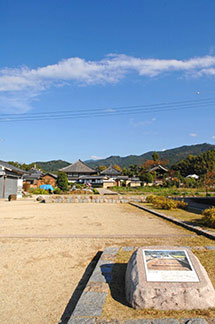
[111,186,207,197]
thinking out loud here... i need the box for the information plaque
[142,249,199,282]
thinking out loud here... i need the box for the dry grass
[142,203,215,232]
[101,249,215,321]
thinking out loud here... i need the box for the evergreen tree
[152,151,159,161]
[56,172,68,191]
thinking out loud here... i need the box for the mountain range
[34,143,215,172]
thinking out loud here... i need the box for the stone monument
[125,246,215,310]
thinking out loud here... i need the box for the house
[78,175,105,187]
[100,165,122,178]
[23,167,44,190]
[38,173,58,187]
[59,159,96,182]
[115,176,129,187]
[149,164,169,185]
[126,177,141,187]
[149,164,169,176]
[0,160,25,198]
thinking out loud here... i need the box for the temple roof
[100,165,122,176]
[59,159,95,173]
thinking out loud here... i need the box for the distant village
[0,152,206,199]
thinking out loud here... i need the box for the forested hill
[85,143,215,168]
[35,160,70,172]
[8,143,214,172]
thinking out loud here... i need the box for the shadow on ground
[108,263,131,307]
[59,251,102,324]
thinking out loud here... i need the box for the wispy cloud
[91,155,104,160]
[130,117,156,128]
[212,136,215,140]
[189,133,197,137]
[1,54,215,112]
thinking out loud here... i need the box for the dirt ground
[0,200,195,324]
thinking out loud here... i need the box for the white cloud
[212,136,215,139]
[130,117,156,128]
[162,148,166,152]
[1,54,215,112]
[91,155,104,160]
[189,133,197,137]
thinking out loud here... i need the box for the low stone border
[67,247,213,324]
[68,246,119,323]
[41,195,146,204]
[129,203,215,241]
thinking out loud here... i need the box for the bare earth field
[0,200,210,324]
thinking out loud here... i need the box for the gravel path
[0,201,190,324]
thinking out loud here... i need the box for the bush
[146,195,156,203]
[93,188,99,194]
[54,187,61,194]
[176,200,188,209]
[201,208,215,228]
[152,196,178,210]
[146,195,187,210]
[28,188,49,195]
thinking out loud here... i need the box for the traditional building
[23,167,43,190]
[38,173,58,187]
[78,175,105,187]
[0,161,24,198]
[100,165,122,178]
[59,159,96,182]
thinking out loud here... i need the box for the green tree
[204,170,215,196]
[56,171,68,191]
[140,172,154,184]
[152,151,159,162]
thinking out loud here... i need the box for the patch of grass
[111,186,205,197]
[141,203,215,233]
[101,248,215,321]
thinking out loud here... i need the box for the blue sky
[0,0,215,163]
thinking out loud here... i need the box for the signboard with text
[142,249,199,282]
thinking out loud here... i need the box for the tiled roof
[60,159,95,173]
[0,160,25,174]
[149,164,168,172]
[100,165,122,175]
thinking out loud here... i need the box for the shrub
[152,196,178,210]
[54,187,61,194]
[146,195,188,210]
[93,188,99,194]
[201,208,215,228]
[75,183,85,189]
[176,200,188,209]
[146,195,156,203]
[28,188,49,195]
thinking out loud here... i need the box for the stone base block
[125,247,215,310]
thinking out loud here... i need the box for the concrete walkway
[96,188,118,195]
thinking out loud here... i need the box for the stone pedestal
[125,247,215,310]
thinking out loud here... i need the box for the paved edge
[129,202,215,241]
[67,246,214,324]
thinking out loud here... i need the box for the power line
[0,97,214,122]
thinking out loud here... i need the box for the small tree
[56,171,68,191]
[141,172,154,184]
[152,151,159,162]
[204,170,215,196]
[113,164,122,172]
